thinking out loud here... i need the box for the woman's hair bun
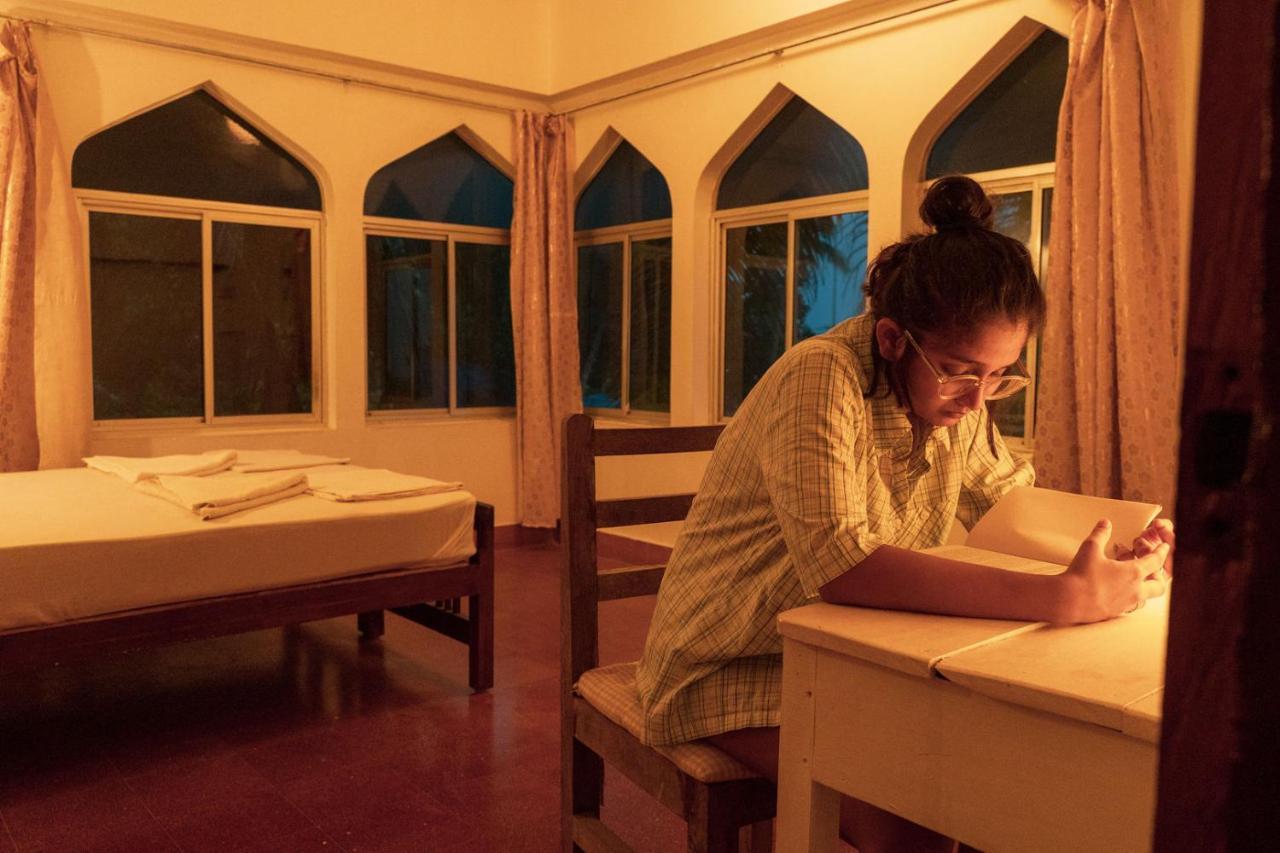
[920,175,994,232]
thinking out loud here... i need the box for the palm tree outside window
[715,95,870,418]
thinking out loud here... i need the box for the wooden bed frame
[0,502,495,692]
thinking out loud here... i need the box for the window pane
[991,191,1033,244]
[1033,186,1053,432]
[365,132,514,228]
[577,243,624,409]
[575,141,673,231]
[794,211,868,343]
[212,222,313,416]
[629,237,672,412]
[723,222,787,417]
[366,236,449,410]
[1040,186,1053,276]
[926,31,1068,178]
[987,190,1035,439]
[73,91,321,210]
[717,97,868,210]
[456,242,516,408]
[89,212,203,420]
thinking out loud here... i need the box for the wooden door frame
[1156,1,1280,849]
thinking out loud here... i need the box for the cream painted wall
[549,0,865,91]
[9,0,554,91]
[572,0,1203,545]
[572,0,1074,429]
[10,0,1203,532]
[25,22,522,520]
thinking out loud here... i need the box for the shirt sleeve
[955,405,1035,532]
[758,343,885,599]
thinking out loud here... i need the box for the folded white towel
[306,465,462,502]
[84,450,237,484]
[135,471,308,520]
[230,449,351,473]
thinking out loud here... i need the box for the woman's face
[875,317,1029,428]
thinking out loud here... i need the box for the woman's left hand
[1131,518,1175,576]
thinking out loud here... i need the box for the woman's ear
[875,318,907,362]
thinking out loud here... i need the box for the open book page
[926,544,1065,576]
[965,486,1161,565]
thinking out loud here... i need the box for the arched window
[73,89,321,423]
[575,139,673,417]
[364,131,516,414]
[716,95,870,417]
[925,28,1068,447]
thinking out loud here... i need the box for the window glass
[723,222,788,417]
[72,91,321,210]
[364,132,514,228]
[575,141,673,231]
[926,31,1069,178]
[1035,186,1053,430]
[212,222,312,416]
[365,236,449,411]
[717,97,868,210]
[89,212,203,420]
[987,190,1035,438]
[629,237,672,412]
[577,243,625,409]
[992,191,1033,244]
[794,211,868,343]
[456,242,516,408]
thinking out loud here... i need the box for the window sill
[365,410,516,426]
[91,420,329,440]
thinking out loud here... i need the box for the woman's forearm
[818,544,1068,623]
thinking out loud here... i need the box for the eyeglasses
[901,329,1030,401]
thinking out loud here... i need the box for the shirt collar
[830,312,956,459]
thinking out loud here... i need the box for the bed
[0,467,494,691]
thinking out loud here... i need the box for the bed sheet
[0,468,476,632]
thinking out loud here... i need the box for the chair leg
[564,737,604,852]
[687,785,740,853]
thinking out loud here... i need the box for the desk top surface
[777,602,1037,678]
[779,595,1169,739]
[936,596,1168,737]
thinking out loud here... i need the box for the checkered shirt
[636,312,1034,746]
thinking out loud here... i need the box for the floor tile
[0,542,698,853]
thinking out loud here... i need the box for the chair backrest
[560,413,725,689]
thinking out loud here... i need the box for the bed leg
[358,610,385,640]
[469,503,495,693]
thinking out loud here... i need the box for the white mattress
[0,468,477,632]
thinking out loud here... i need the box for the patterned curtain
[1035,0,1183,510]
[0,21,38,472]
[510,111,582,527]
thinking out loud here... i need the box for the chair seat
[576,661,759,783]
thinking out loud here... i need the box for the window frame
[79,188,324,432]
[932,163,1056,453]
[574,216,674,424]
[363,214,514,421]
[712,189,871,423]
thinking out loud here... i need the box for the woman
[636,176,1172,852]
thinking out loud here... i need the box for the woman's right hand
[1053,519,1171,625]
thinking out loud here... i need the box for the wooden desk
[775,597,1168,853]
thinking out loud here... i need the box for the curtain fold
[1035,0,1182,510]
[32,31,91,468]
[510,111,581,527]
[0,21,38,472]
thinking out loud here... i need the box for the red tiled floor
[0,542,687,852]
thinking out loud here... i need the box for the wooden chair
[560,413,775,852]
